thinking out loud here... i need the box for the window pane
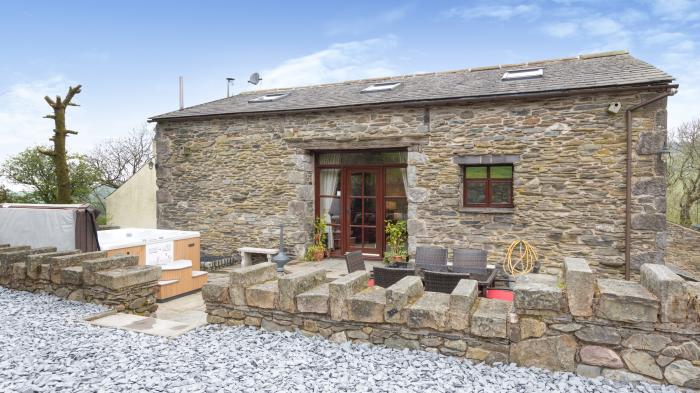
[466,182,486,204]
[385,198,408,221]
[349,227,362,247]
[364,227,376,249]
[350,198,362,225]
[319,151,406,165]
[364,172,376,196]
[350,173,362,196]
[491,182,512,205]
[364,198,376,225]
[466,166,487,179]
[385,168,406,197]
[491,166,513,179]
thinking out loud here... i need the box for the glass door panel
[319,168,342,254]
[345,169,381,255]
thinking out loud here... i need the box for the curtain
[398,151,409,200]
[319,154,341,250]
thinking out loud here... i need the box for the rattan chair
[414,246,448,272]
[423,270,471,293]
[373,266,414,288]
[450,266,497,296]
[345,251,366,274]
[453,248,488,270]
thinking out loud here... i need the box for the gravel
[0,288,681,393]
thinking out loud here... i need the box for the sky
[1,0,699,166]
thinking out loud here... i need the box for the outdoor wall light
[148,160,154,170]
[658,141,672,162]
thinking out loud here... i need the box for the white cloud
[651,0,700,21]
[644,31,687,45]
[542,22,578,37]
[253,37,399,89]
[580,17,624,36]
[326,4,413,35]
[444,4,539,21]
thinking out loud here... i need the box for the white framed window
[248,92,290,103]
[501,68,544,81]
[361,82,402,93]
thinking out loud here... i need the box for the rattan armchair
[453,248,488,270]
[345,251,366,274]
[414,246,448,272]
[423,270,471,293]
[450,266,497,296]
[373,266,415,288]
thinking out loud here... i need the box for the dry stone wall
[0,244,160,315]
[203,259,700,389]
[155,89,668,276]
[666,222,700,278]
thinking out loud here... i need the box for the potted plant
[304,216,327,261]
[384,219,408,267]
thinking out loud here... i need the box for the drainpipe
[624,87,677,280]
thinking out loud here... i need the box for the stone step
[514,273,566,314]
[0,244,9,248]
[26,250,80,280]
[49,251,108,284]
[346,286,386,323]
[471,298,512,339]
[229,262,278,306]
[640,264,689,323]
[94,265,161,290]
[277,267,326,313]
[201,276,231,304]
[406,291,451,330]
[384,276,424,323]
[329,270,369,321]
[596,279,659,323]
[28,246,57,255]
[60,266,83,286]
[296,283,330,314]
[12,262,26,281]
[246,280,279,309]
[0,249,32,278]
[82,255,139,285]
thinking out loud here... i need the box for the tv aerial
[248,72,262,85]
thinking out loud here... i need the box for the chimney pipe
[179,76,184,110]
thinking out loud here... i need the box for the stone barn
[150,50,675,277]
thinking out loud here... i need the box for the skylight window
[501,68,544,81]
[361,82,401,93]
[248,93,289,103]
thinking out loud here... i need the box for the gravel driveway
[0,288,680,393]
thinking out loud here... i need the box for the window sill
[459,207,515,214]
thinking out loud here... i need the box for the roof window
[361,82,401,93]
[501,68,543,81]
[248,92,289,103]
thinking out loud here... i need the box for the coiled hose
[503,240,538,276]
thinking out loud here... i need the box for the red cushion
[368,279,375,287]
[485,289,513,302]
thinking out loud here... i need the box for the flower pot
[312,249,325,261]
[388,262,409,269]
[391,254,407,263]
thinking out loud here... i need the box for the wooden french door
[344,168,382,256]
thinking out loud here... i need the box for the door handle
[188,243,195,247]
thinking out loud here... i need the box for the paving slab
[89,313,196,338]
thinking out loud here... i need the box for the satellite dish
[248,72,262,85]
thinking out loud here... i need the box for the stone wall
[666,222,700,278]
[155,89,668,276]
[0,244,160,315]
[203,259,700,389]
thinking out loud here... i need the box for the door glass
[364,172,376,195]
[350,173,363,196]
[364,198,376,225]
[350,198,362,225]
[363,227,377,249]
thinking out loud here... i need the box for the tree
[87,125,154,188]
[1,147,99,204]
[668,118,700,227]
[0,185,11,203]
[40,85,82,203]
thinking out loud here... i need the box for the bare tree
[87,125,154,188]
[40,85,82,203]
[668,118,700,227]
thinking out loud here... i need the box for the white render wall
[105,164,157,229]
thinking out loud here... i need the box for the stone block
[688,282,700,321]
[29,246,57,255]
[621,349,662,380]
[26,250,79,280]
[12,263,26,281]
[0,249,30,276]
[661,341,700,361]
[246,280,279,309]
[664,360,700,389]
[517,317,546,340]
[60,266,83,286]
[513,274,566,313]
[296,283,330,314]
[574,325,621,345]
[229,262,277,306]
[602,369,658,385]
[406,292,450,330]
[563,257,594,317]
[48,251,107,281]
[329,270,369,320]
[576,364,602,379]
[510,335,577,372]
[201,277,231,304]
[346,287,386,323]
[579,345,623,368]
[81,255,139,285]
[596,279,659,323]
[93,265,161,290]
[384,337,420,351]
[448,279,477,330]
[470,298,512,338]
[640,264,689,323]
[277,267,326,312]
[384,276,423,323]
[622,333,671,352]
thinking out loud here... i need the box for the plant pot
[388,262,409,269]
[312,249,325,261]
[391,254,407,263]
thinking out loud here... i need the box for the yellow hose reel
[503,240,538,276]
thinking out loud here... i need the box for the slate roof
[151,51,674,121]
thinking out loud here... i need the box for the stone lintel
[229,262,278,306]
[406,292,450,330]
[384,276,424,323]
[93,265,161,290]
[346,287,386,323]
[448,279,478,330]
[277,267,326,312]
[329,270,369,320]
[452,154,520,165]
[596,279,659,323]
[296,283,330,314]
[640,263,689,323]
[514,274,567,313]
[563,257,594,317]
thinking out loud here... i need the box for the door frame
[314,149,407,259]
